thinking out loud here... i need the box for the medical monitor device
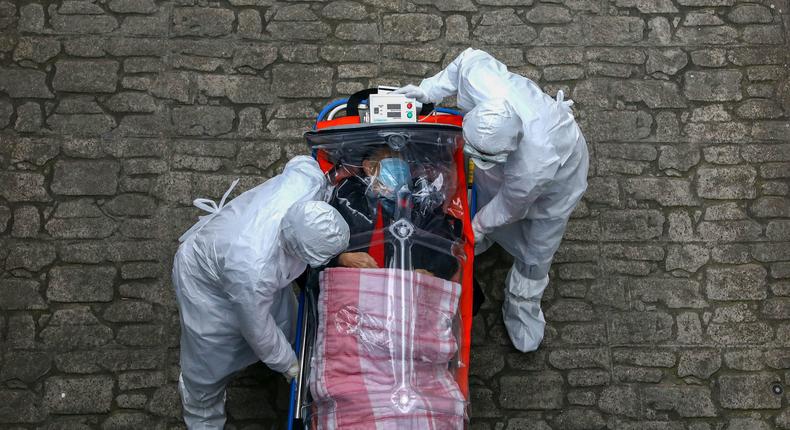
[368,94,418,124]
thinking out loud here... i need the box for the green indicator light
[406,111,413,118]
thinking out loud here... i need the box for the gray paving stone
[5,242,56,271]
[14,102,43,132]
[697,166,757,199]
[40,307,113,349]
[322,1,367,19]
[104,92,157,113]
[0,205,10,233]
[609,311,673,344]
[51,160,119,197]
[643,385,717,417]
[383,13,443,42]
[598,385,640,418]
[13,37,60,63]
[147,385,182,418]
[583,16,644,44]
[0,67,54,98]
[172,7,234,37]
[691,48,728,67]
[0,351,51,383]
[108,0,157,13]
[53,60,119,93]
[719,373,783,409]
[44,376,114,414]
[706,265,767,301]
[171,106,235,136]
[684,70,743,101]
[473,9,536,44]
[616,0,677,13]
[272,65,333,98]
[266,21,331,40]
[48,265,116,302]
[0,278,46,310]
[666,244,709,272]
[114,394,148,409]
[0,99,13,130]
[601,210,664,240]
[677,349,722,378]
[19,3,45,32]
[500,372,564,409]
[646,48,688,75]
[0,390,46,423]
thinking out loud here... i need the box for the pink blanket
[310,268,466,430]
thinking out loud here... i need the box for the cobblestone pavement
[0,0,789,428]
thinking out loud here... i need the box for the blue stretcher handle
[315,98,349,127]
[287,288,306,430]
[435,107,461,116]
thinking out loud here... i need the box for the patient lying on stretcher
[308,147,468,429]
[327,147,462,280]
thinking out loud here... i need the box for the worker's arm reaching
[402,48,512,109]
[223,268,297,375]
[472,141,561,237]
[220,199,352,377]
[394,48,473,105]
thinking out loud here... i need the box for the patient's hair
[362,147,401,177]
[326,146,399,184]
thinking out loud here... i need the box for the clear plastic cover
[300,124,470,429]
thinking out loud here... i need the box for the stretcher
[288,87,475,429]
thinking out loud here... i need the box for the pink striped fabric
[310,268,466,430]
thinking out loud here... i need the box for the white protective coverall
[407,48,589,352]
[173,156,350,428]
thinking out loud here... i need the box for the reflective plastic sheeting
[299,123,472,429]
[311,268,465,429]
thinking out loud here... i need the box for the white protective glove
[393,84,430,104]
[472,219,492,255]
[472,218,485,241]
[474,234,491,256]
[284,360,300,383]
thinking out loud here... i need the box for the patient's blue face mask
[376,158,412,200]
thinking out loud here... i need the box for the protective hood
[462,99,520,164]
[280,200,350,268]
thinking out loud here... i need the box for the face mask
[375,158,411,200]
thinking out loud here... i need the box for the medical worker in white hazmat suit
[172,156,350,428]
[397,48,589,352]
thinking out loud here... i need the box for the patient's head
[361,147,411,200]
[361,147,395,177]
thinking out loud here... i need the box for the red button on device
[406,103,413,109]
